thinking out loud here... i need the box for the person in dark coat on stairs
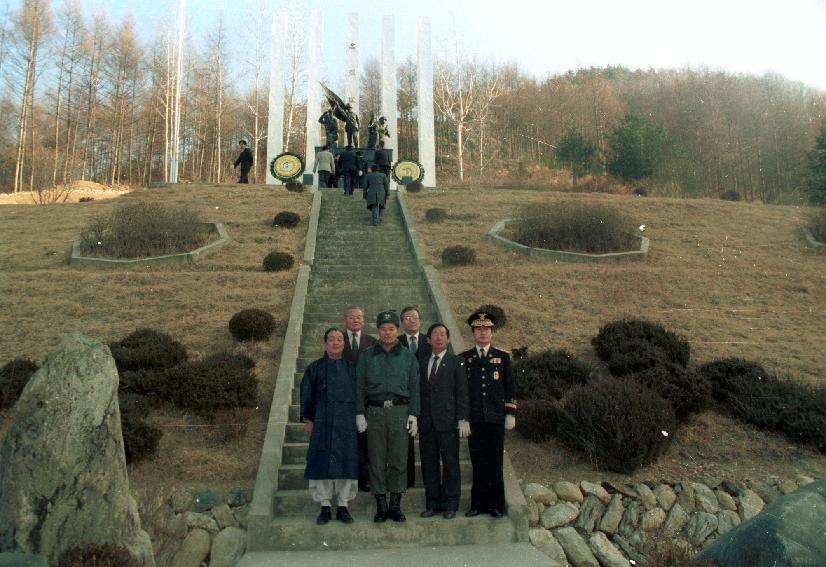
[300,328,360,525]
[338,145,359,197]
[363,165,389,226]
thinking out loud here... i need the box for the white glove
[406,415,418,437]
[356,414,367,433]
[504,415,516,430]
[458,420,471,438]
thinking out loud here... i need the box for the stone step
[281,440,471,464]
[238,543,550,567]
[247,513,517,552]
[272,485,473,516]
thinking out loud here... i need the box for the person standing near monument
[340,306,377,493]
[356,310,420,523]
[300,328,359,525]
[374,141,390,178]
[344,103,360,147]
[338,145,359,197]
[459,311,517,518]
[313,145,335,189]
[418,323,469,519]
[233,139,254,184]
[363,165,389,226]
[318,107,339,150]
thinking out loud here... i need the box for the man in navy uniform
[459,311,517,518]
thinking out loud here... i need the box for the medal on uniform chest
[493,371,500,381]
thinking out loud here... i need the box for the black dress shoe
[420,509,439,518]
[490,508,504,518]
[464,509,482,517]
[336,506,354,523]
[442,510,456,519]
[316,506,332,525]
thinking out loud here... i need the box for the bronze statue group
[300,307,517,525]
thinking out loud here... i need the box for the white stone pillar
[417,17,436,187]
[381,14,398,182]
[266,11,288,185]
[345,13,359,120]
[304,9,323,188]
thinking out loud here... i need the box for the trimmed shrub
[626,363,712,421]
[720,190,741,201]
[119,393,162,463]
[475,303,507,329]
[211,407,254,443]
[272,211,301,228]
[592,319,690,375]
[0,357,40,410]
[633,187,648,197]
[263,251,295,272]
[514,349,591,401]
[511,202,637,254]
[697,357,769,402]
[109,328,188,373]
[425,208,448,222]
[78,196,95,202]
[79,202,210,258]
[512,346,529,361]
[808,208,826,243]
[285,180,305,193]
[442,245,476,266]
[58,543,140,567]
[165,352,257,415]
[556,376,676,473]
[517,400,560,442]
[406,180,423,193]
[229,309,276,342]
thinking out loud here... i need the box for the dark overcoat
[300,354,359,480]
[364,171,389,208]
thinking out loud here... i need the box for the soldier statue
[318,107,340,150]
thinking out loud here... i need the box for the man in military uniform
[318,107,339,150]
[459,311,517,518]
[356,310,420,523]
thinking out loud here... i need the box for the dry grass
[0,184,311,485]
[408,187,826,482]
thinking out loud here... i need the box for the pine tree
[555,128,596,188]
[606,114,668,183]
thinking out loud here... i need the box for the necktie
[479,348,485,360]
[429,356,440,383]
[410,335,417,353]
[351,332,358,353]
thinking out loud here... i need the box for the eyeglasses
[402,316,419,321]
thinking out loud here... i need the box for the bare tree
[10,0,53,192]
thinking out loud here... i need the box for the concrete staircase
[245,188,526,554]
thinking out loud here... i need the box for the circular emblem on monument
[391,160,424,185]
[270,152,305,182]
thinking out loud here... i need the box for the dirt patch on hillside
[0,181,131,205]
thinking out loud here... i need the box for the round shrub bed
[514,349,591,401]
[0,357,40,410]
[556,376,676,473]
[442,245,476,266]
[285,180,305,193]
[119,393,162,464]
[164,352,258,415]
[109,328,188,373]
[626,363,711,421]
[517,400,560,442]
[592,319,690,376]
[272,211,301,228]
[79,202,211,259]
[263,251,295,272]
[511,202,638,254]
[229,309,276,342]
[406,180,423,193]
[425,208,448,222]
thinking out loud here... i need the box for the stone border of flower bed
[487,219,649,263]
[802,226,826,248]
[69,222,231,267]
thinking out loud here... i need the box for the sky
[68,0,826,91]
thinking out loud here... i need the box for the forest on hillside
[2,0,825,202]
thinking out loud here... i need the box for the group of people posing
[300,307,517,526]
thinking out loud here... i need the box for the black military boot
[316,506,332,525]
[373,494,388,523]
[388,492,406,522]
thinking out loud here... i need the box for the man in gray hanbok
[301,328,360,524]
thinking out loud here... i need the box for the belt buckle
[383,400,393,408]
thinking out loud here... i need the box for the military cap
[467,310,496,328]
[376,310,400,327]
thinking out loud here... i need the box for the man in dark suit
[418,323,469,519]
[459,311,517,518]
[341,306,377,491]
[338,145,359,197]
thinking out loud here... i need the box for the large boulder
[0,334,155,566]
[695,479,826,566]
